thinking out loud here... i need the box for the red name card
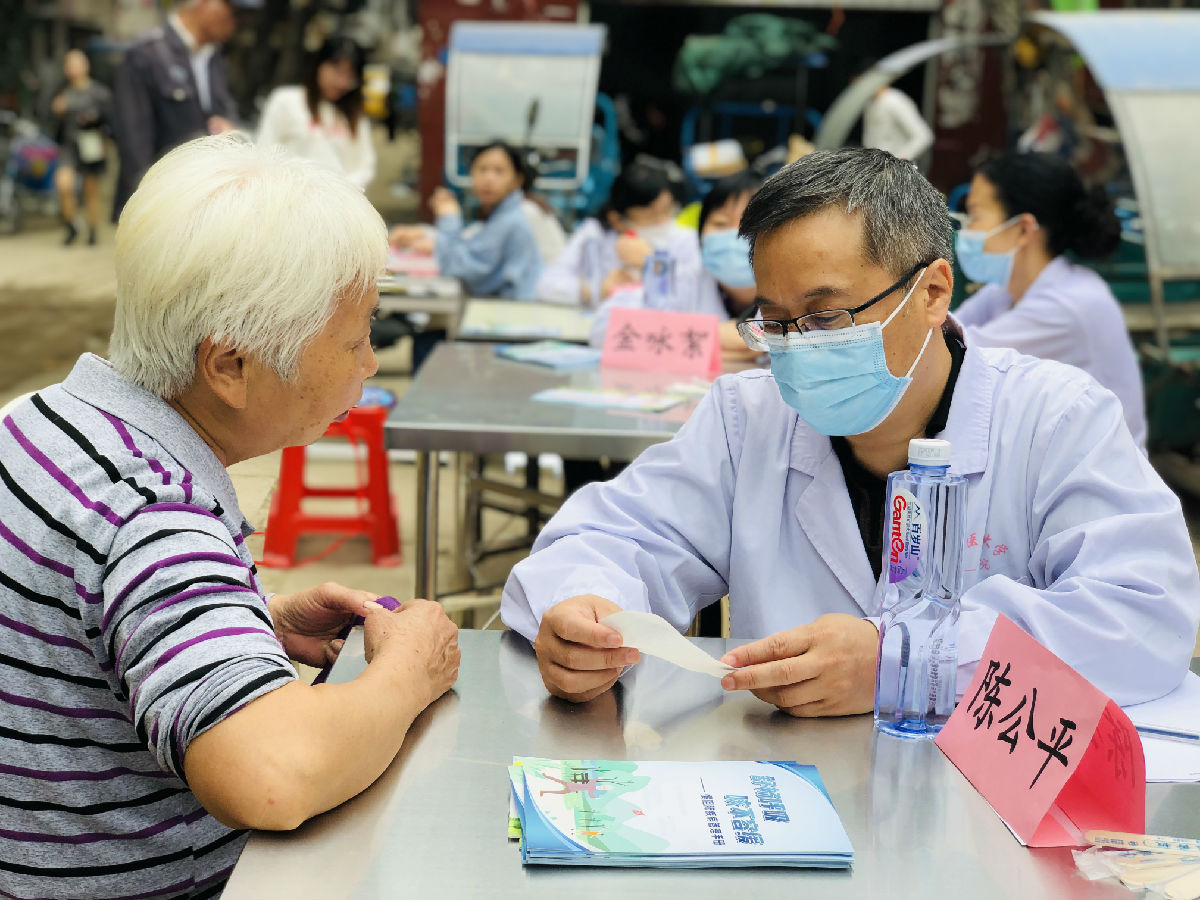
[935,614,1144,847]
[600,307,722,378]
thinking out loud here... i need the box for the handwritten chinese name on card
[601,307,722,378]
[935,614,1144,847]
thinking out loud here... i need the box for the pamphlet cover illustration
[509,758,853,868]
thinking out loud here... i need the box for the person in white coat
[257,36,375,190]
[501,148,1200,716]
[953,152,1146,448]
[587,170,763,358]
[537,157,702,308]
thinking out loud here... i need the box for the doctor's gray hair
[738,148,953,279]
[110,133,385,399]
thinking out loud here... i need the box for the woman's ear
[1017,212,1043,248]
[195,338,249,410]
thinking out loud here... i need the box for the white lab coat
[536,218,703,307]
[502,343,1200,707]
[862,87,934,162]
[257,86,376,190]
[954,256,1147,449]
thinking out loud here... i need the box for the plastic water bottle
[642,250,674,310]
[583,234,605,308]
[873,438,967,740]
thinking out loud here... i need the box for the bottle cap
[908,438,951,467]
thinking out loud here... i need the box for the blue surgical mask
[954,216,1023,286]
[767,271,933,436]
[701,230,756,289]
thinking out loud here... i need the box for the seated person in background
[389,140,541,300]
[257,35,375,190]
[538,157,703,308]
[585,169,762,361]
[0,134,459,900]
[501,148,1200,715]
[695,169,766,361]
[953,151,1147,449]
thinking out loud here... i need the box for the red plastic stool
[260,405,401,567]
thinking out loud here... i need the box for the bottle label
[888,487,925,583]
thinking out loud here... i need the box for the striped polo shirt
[0,353,298,900]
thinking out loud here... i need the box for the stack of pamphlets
[494,341,602,370]
[508,758,853,868]
[530,387,685,413]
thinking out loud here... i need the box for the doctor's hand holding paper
[501,148,1200,717]
[534,595,640,703]
[718,615,881,717]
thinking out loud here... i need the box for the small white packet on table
[601,610,735,678]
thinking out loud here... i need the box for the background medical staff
[586,170,762,352]
[953,151,1147,447]
[695,169,765,360]
[537,157,702,308]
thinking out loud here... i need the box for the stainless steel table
[376,276,464,340]
[222,631,1200,900]
[385,341,709,600]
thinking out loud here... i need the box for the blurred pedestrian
[51,50,111,245]
[855,59,934,163]
[110,0,246,220]
[257,36,375,190]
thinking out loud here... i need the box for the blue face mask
[700,230,756,290]
[767,271,933,436]
[954,216,1023,286]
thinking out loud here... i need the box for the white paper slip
[1141,738,1200,784]
[1123,672,1200,782]
[601,611,734,678]
[1125,672,1200,732]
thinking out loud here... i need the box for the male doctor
[501,149,1200,716]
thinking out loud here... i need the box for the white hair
[109,133,385,398]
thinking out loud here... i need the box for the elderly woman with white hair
[0,134,460,900]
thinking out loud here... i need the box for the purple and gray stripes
[4,416,123,526]
[0,807,207,845]
[0,372,294,897]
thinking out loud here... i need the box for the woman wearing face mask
[257,36,375,190]
[389,141,541,301]
[954,151,1146,447]
[696,171,766,360]
[538,157,701,307]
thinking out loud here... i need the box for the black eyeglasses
[737,261,930,350]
